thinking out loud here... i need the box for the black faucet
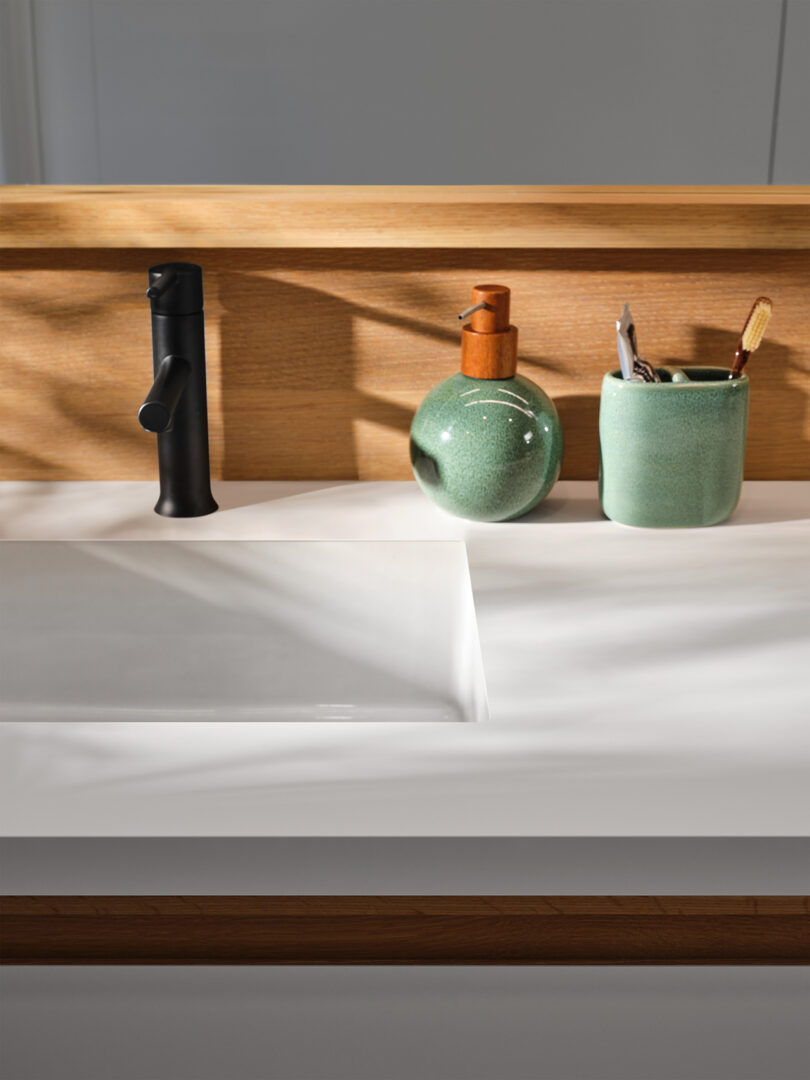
[138,262,218,517]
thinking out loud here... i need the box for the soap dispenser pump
[410,285,563,521]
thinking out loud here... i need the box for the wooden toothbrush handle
[730,346,747,380]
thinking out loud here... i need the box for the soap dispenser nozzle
[457,301,490,321]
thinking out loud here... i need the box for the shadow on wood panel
[1,248,808,481]
[218,274,415,480]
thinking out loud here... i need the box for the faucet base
[154,493,219,518]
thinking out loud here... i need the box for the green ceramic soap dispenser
[410,284,563,521]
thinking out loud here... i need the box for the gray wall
[1,0,807,183]
[2,966,808,1080]
[3,837,809,894]
[773,0,810,181]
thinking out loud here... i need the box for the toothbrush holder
[598,367,749,528]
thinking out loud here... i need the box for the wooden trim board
[2,186,810,249]
[2,896,808,966]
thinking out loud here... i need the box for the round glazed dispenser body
[410,371,564,522]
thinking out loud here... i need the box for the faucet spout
[138,354,189,433]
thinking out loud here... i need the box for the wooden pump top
[460,284,518,379]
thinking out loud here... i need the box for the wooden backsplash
[1,187,808,481]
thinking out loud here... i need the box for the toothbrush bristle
[741,296,773,354]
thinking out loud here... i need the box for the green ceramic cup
[599,367,749,528]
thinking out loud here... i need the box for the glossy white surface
[0,541,485,724]
[1,480,808,837]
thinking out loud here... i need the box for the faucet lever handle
[145,269,177,300]
[146,262,203,315]
[138,355,189,433]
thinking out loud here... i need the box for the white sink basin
[0,541,487,724]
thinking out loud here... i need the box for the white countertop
[1,480,808,838]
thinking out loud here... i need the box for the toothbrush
[729,296,773,379]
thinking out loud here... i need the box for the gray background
[0,0,808,184]
[2,966,807,1080]
[3,837,809,894]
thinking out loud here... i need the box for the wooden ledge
[2,186,809,249]
[2,896,807,965]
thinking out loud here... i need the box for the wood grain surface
[1,246,808,481]
[2,896,807,966]
[2,186,810,249]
